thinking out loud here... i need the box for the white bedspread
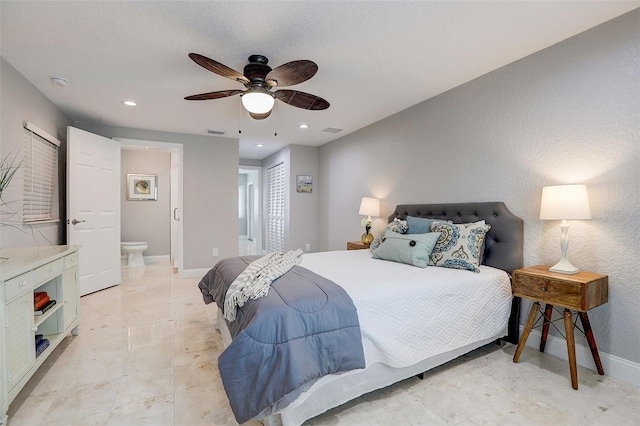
[300,249,512,368]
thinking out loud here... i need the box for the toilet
[121,242,148,267]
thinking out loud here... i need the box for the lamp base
[361,232,374,245]
[549,221,579,274]
[549,258,579,274]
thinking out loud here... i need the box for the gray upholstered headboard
[389,202,524,343]
[389,202,523,273]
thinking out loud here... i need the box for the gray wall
[318,11,640,363]
[240,158,262,167]
[289,145,319,252]
[77,124,239,270]
[0,57,73,248]
[121,149,171,256]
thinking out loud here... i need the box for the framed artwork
[127,174,158,201]
[296,175,312,193]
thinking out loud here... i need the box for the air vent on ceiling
[321,127,343,134]
[207,129,226,135]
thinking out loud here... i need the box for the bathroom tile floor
[6,262,639,425]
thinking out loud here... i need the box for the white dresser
[0,246,80,425]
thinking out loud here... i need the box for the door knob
[71,219,85,225]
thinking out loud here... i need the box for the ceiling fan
[184,53,330,120]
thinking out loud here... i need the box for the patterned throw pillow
[429,221,491,273]
[370,218,409,251]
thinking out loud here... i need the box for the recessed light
[123,100,137,106]
[298,123,309,129]
[256,144,264,148]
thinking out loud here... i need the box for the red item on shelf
[34,292,48,303]
[34,295,51,310]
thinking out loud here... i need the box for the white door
[247,182,254,241]
[170,151,180,268]
[67,127,121,296]
[266,163,285,252]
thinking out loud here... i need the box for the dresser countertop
[0,245,79,281]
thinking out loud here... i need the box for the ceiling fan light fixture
[241,88,275,114]
[185,54,329,119]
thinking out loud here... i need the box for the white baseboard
[178,268,210,279]
[520,326,640,387]
[143,255,170,264]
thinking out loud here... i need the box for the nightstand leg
[578,312,605,375]
[540,304,553,352]
[513,302,540,363]
[564,309,579,390]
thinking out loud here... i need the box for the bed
[199,202,523,425]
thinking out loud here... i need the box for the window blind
[266,162,285,252]
[22,122,60,223]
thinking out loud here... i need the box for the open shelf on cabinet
[34,302,62,328]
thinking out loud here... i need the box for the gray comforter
[198,255,365,423]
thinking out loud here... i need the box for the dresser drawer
[4,272,33,302]
[514,274,583,310]
[513,267,608,312]
[33,259,64,286]
[64,253,79,269]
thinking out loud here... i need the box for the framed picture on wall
[296,175,312,193]
[127,174,158,201]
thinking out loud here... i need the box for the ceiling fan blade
[188,53,250,85]
[274,90,329,110]
[249,110,272,120]
[184,89,243,101]
[266,60,318,87]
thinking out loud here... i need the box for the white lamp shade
[241,90,275,114]
[359,197,380,217]
[540,184,591,220]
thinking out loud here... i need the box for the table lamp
[539,184,591,274]
[359,197,380,245]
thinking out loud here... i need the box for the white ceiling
[1,1,638,160]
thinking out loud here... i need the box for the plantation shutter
[266,162,285,252]
[22,121,60,223]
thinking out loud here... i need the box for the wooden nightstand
[512,265,608,389]
[347,241,370,250]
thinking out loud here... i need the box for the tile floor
[6,263,639,425]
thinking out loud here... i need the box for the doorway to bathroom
[239,166,262,256]
[117,139,183,274]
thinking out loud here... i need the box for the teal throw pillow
[406,216,450,234]
[372,231,441,268]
